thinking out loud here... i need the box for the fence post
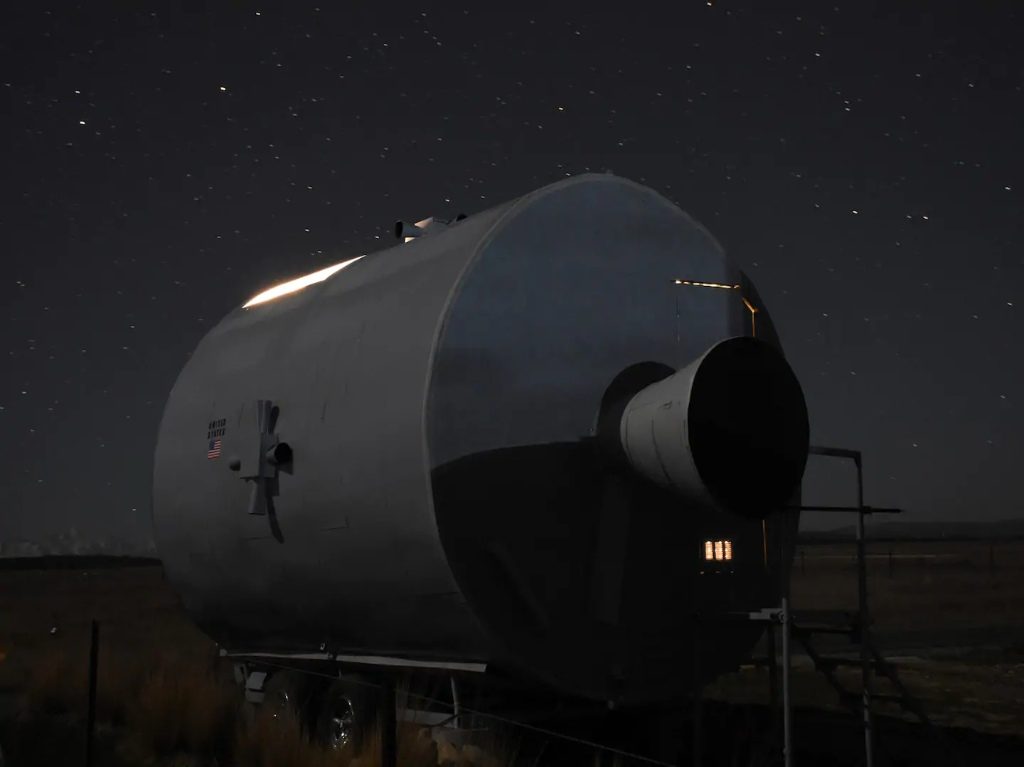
[86,619,99,767]
[692,620,703,767]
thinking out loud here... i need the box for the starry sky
[2,3,1022,548]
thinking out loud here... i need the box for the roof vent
[394,214,467,242]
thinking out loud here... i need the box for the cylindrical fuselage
[152,174,806,704]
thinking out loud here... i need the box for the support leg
[381,677,397,767]
[781,599,792,767]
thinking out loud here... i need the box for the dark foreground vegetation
[1,539,1022,765]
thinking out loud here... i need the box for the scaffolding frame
[776,445,904,767]
[696,446,905,767]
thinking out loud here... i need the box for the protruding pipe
[266,441,293,466]
[395,215,466,241]
[618,337,809,517]
[394,220,425,240]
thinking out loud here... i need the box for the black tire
[314,677,375,752]
[262,669,318,732]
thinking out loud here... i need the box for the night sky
[2,3,1022,549]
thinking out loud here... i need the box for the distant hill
[0,527,157,559]
[0,554,160,570]
[800,518,1024,542]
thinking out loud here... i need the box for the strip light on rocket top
[243,256,365,308]
[673,280,740,289]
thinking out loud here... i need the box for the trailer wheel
[316,678,373,751]
[263,670,316,730]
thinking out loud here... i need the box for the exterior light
[243,256,364,308]
[741,296,759,337]
[673,278,757,336]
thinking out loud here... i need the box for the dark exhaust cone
[618,337,809,517]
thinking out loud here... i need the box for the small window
[703,539,733,562]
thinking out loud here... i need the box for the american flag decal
[206,418,226,459]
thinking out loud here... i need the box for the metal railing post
[450,675,461,730]
[781,596,792,767]
[855,456,874,767]
[85,619,99,767]
[692,617,703,767]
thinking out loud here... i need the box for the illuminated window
[703,540,733,562]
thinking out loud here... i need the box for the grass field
[1,540,1022,764]
[704,539,1024,738]
[793,540,1024,640]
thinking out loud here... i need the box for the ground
[0,540,1022,765]
[705,539,1024,737]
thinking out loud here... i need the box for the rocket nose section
[618,337,809,517]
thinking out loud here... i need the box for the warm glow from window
[243,256,364,308]
[704,540,733,562]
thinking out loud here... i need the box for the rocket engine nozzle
[617,337,809,517]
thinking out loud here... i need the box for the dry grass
[18,643,149,722]
[126,654,238,759]
[232,711,442,767]
[348,722,440,767]
[18,645,237,763]
[435,727,535,767]
[233,706,343,767]
[15,641,482,766]
[6,547,1024,762]
[19,648,85,717]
